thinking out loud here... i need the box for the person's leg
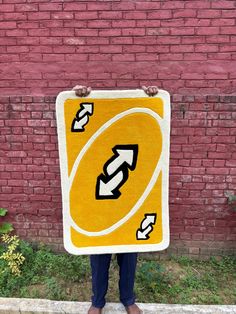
[116,253,138,306]
[90,254,112,309]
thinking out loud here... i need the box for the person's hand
[72,85,91,97]
[142,86,159,97]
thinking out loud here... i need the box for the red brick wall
[0,0,236,95]
[1,0,236,257]
[1,95,235,258]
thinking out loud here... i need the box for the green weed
[0,239,235,304]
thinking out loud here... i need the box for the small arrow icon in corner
[136,213,157,240]
[71,102,94,132]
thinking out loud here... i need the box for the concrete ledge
[0,298,236,314]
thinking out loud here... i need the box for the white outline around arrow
[98,171,124,197]
[137,213,157,240]
[72,103,93,132]
[137,225,153,240]
[77,103,93,118]
[73,115,89,131]
[106,147,137,176]
[96,145,138,199]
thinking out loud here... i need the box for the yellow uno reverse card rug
[56,89,171,255]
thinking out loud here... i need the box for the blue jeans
[90,253,138,308]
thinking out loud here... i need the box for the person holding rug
[72,85,159,314]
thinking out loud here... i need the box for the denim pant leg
[90,254,112,308]
[116,253,138,307]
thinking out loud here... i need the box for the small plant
[0,208,13,234]
[45,277,66,300]
[0,234,25,276]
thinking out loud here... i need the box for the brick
[63,3,87,11]
[171,27,194,35]
[196,27,220,35]
[28,135,50,143]
[212,1,236,8]
[39,3,63,11]
[6,29,27,36]
[212,19,235,26]
[195,44,219,52]
[136,20,161,28]
[135,2,160,10]
[160,1,185,9]
[18,22,39,30]
[50,28,74,37]
[6,119,27,127]
[27,12,50,20]
[63,37,86,45]
[0,4,14,11]
[147,10,172,19]
[171,45,194,53]
[189,247,200,255]
[112,54,135,61]
[221,27,236,35]
[161,18,184,27]
[0,21,16,29]
[40,37,63,45]
[17,37,40,45]
[123,28,146,36]
[191,233,204,242]
[185,1,211,8]
[86,37,109,45]
[197,10,221,18]
[15,4,38,11]
[222,10,236,18]
[206,168,230,175]
[3,12,27,20]
[226,160,236,167]
[87,3,111,11]
[52,12,74,20]
[123,12,147,19]
[5,165,26,171]
[99,29,121,37]
[98,11,121,19]
[173,9,197,18]
[8,179,28,187]
[186,18,211,27]
[89,20,112,28]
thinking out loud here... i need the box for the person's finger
[86,87,92,96]
[151,86,158,96]
[149,86,159,96]
[80,86,85,95]
[152,87,157,95]
[148,86,154,96]
[142,86,147,92]
[74,89,80,97]
[76,89,83,97]
[72,85,82,91]
[72,85,83,97]
[150,86,155,96]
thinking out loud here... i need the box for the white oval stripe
[68,108,164,237]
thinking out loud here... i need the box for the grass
[0,240,235,304]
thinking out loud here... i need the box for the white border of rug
[56,89,171,255]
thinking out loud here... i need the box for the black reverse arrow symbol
[71,102,94,132]
[136,213,157,240]
[96,144,138,199]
